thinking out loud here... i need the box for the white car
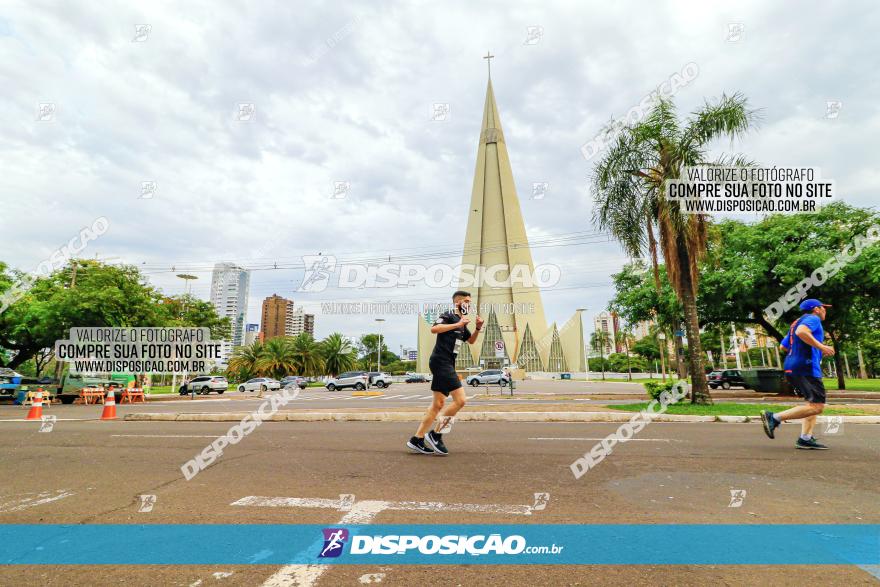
[180,376,228,395]
[237,377,281,392]
[325,371,370,391]
[465,369,510,386]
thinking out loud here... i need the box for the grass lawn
[143,386,175,395]
[823,378,880,392]
[588,377,666,384]
[607,402,871,416]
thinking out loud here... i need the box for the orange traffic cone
[25,391,44,420]
[100,389,117,420]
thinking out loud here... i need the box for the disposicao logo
[319,528,349,558]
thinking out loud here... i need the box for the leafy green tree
[157,295,231,340]
[357,333,397,370]
[632,337,660,362]
[320,332,357,376]
[593,93,759,403]
[699,203,880,388]
[0,260,166,369]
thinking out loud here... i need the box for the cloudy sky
[2,0,878,353]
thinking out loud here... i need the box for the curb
[122,412,880,424]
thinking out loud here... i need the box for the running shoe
[796,437,829,450]
[406,436,434,454]
[424,430,448,456]
[760,410,779,439]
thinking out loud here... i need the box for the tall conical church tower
[457,77,548,367]
[417,67,584,374]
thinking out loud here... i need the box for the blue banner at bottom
[1,525,877,565]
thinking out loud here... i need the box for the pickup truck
[56,372,134,404]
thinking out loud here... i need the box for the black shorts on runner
[785,374,826,404]
[429,358,461,396]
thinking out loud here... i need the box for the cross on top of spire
[483,51,494,78]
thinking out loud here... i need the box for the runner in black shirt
[407,290,483,455]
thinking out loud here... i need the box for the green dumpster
[741,368,789,393]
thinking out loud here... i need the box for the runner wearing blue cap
[760,299,835,449]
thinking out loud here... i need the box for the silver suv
[181,376,228,395]
[325,371,370,391]
[367,372,393,388]
[466,369,510,386]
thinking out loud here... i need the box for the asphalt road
[1,417,879,586]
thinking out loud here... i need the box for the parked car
[325,371,370,391]
[466,369,510,386]
[707,369,747,390]
[180,376,228,395]
[405,374,428,383]
[237,377,281,392]
[367,372,393,388]
[280,376,308,390]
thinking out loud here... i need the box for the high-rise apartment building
[209,262,251,364]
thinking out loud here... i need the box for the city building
[417,71,586,374]
[399,346,418,361]
[261,294,315,339]
[209,262,251,364]
[261,294,295,340]
[244,323,260,346]
[292,308,315,337]
[593,311,621,355]
[632,319,654,341]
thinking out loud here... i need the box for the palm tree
[615,329,635,381]
[590,330,610,380]
[320,332,357,377]
[256,337,299,380]
[592,94,759,403]
[228,340,265,381]
[289,333,325,377]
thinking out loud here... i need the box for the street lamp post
[375,318,386,374]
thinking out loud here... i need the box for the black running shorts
[429,358,461,396]
[785,374,826,404]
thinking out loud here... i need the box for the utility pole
[375,318,386,373]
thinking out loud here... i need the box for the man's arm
[467,315,484,344]
[431,315,470,335]
[794,325,835,356]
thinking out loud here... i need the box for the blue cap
[800,299,831,311]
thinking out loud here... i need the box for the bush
[643,379,687,401]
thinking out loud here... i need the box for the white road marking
[0,418,95,422]
[528,437,678,442]
[234,495,536,516]
[0,490,74,512]
[111,434,219,438]
[259,500,387,587]
[242,493,540,586]
[379,395,405,400]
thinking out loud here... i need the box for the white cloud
[0,0,877,351]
